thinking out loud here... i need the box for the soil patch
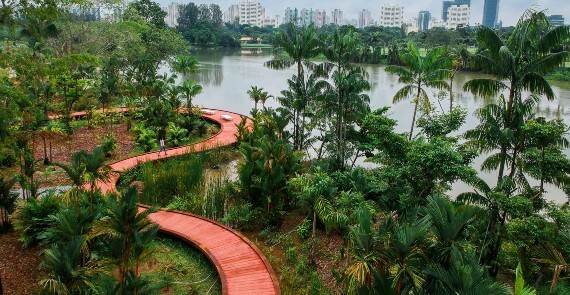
[0,231,44,295]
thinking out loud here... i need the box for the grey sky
[157,0,569,26]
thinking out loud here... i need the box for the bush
[167,122,188,147]
[221,203,259,230]
[296,218,311,240]
[134,128,158,152]
[98,133,118,157]
[14,191,62,247]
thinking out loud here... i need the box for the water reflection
[181,48,570,203]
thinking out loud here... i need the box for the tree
[0,176,18,231]
[264,23,321,77]
[386,42,451,140]
[247,86,266,111]
[463,9,569,184]
[320,69,370,171]
[177,3,199,31]
[179,80,202,109]
[169,54,198,76]
[522,118,570,198]
[91,187,158,292]
[126,0,166,28]
[279,72,326,151]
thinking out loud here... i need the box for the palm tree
[386,42,451,140]
[179,80,202,109]
[91,187,158,292]
[321,69,370,170]
[247,86,267,111]
[39,237,99,295]
[425,248,510,295]
[264,23,321,77]
[463,9,569,182]
[0,176,18,229]
[424,195,478,265]
[280,73,326,151]
[169,54,199,76]
[54,151,86,189]
[82,147,111,212]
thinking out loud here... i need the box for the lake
[171,48,570,203]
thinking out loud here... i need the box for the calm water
[169,48,570,203]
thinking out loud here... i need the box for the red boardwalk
[63,108,280,294]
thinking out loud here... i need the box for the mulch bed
[33,123,136,165]
[0,231,44,295]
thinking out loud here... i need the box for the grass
[240,43,274,48]
[144,235,221,295]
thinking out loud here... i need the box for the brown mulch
[33,123,136,165]
[0,231,45,295]
[26,123,137,187]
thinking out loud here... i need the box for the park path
[62,108,280,295]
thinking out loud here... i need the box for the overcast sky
[157,0,569,26]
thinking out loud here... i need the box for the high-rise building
[223,4,239,24]
[482,0,500,28]
[284,7,299,24]
[418,10,431,31]
[446,4,470,29]
[163,3,180,27]
[300,8,317,26]
[316,10,327,27]
[548,15,565,28]
[442,0,470,21]
[239,0,265,26]
[358,9,372,28]
[379,4,404,27]
[332,9,343,26]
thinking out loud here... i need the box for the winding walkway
[62,108,280,295]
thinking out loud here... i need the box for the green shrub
[167,122,187,147]
[14,191,62,247]
[221,203,259,230]
[98,133,118,158]
[134,128,158,152]
[285,246,297,264]
[296,218,311,240]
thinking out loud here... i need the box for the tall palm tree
[179,80,202,110]
[247,86,269,111]
[82,147,111,212]
[280,72,327,151]
[463,9,569,183]
[321,69,370,170]
[386,42,451,140]
[264,23,321,77]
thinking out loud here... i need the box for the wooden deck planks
[67,108,280,295]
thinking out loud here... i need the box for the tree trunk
[409,99,419,141]
[42,136,49,165]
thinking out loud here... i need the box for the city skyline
[155,0,568,26]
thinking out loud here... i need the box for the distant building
[163,2,180,27]
[548,15,565,28]
[442,0,470,22]
[284,7,298,24]
[446,4,470,29]
[331,9,343,26]
[405,18,419,33]
[238,0,265,26]
[69,5,101,21]
[300,8,317,26]
[418,10,431,32]
[223,4,239,24]
[358,9,372,28]
[262,15,282,27]
[379,4,404,27]
[316,10,327,27]
[482,0,500,28]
